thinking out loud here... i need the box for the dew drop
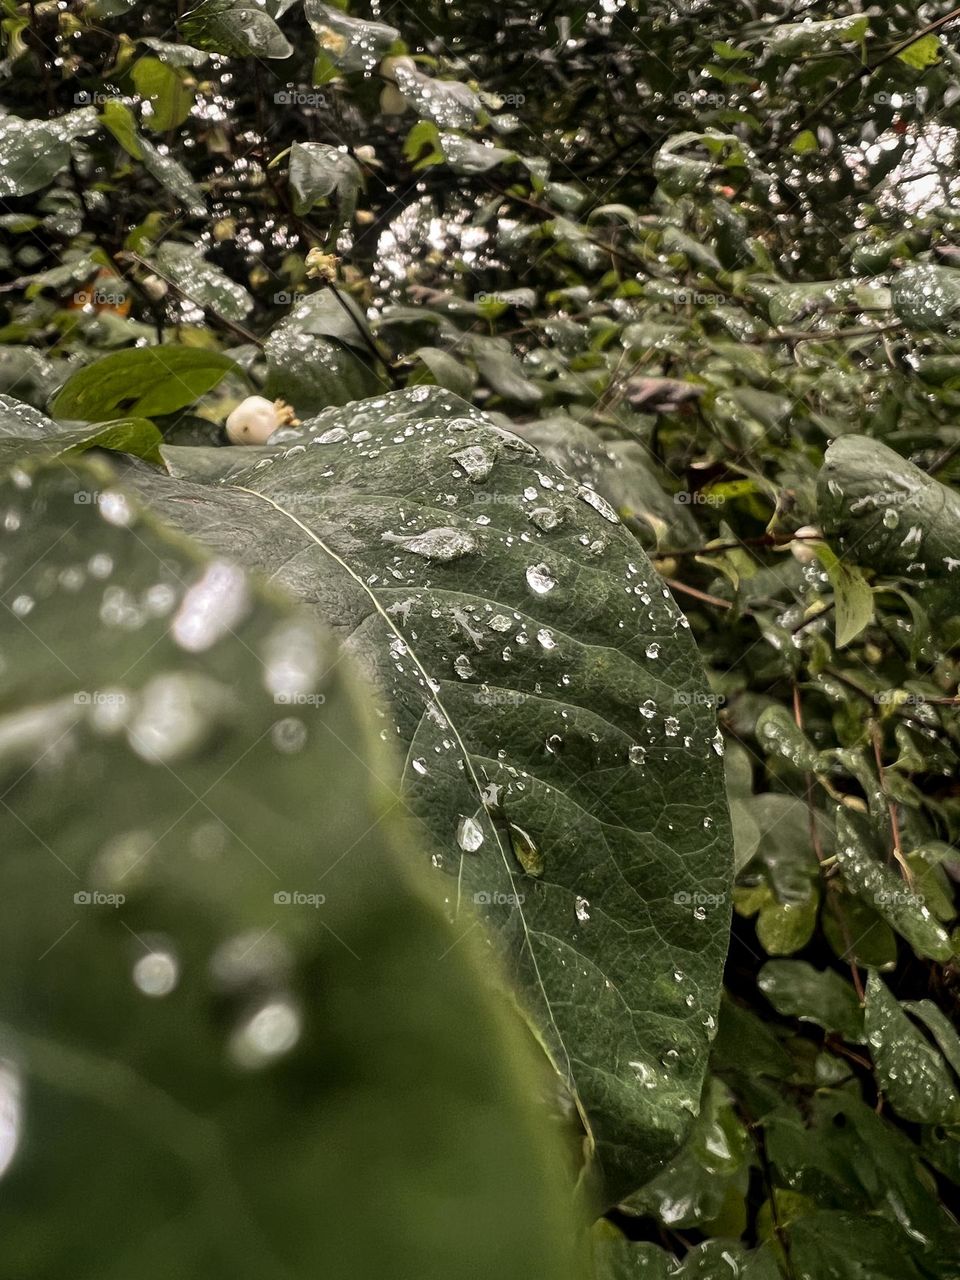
[382,526,477,561]
[231,999,302,1069]
[525,562,556,594]
[576,485,620,524]
[133,949,179,998]
[453,654,474,680]
[456,815,484,852]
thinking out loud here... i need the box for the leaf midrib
[231,484,578,1098]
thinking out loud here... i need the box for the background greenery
[2,0,960,1276]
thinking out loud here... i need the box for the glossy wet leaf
[836,808,952,961]
[181,0,293,58]
[123,386,734,1201]
[901,1000,960,1077]
[0,456,583,1280]
[512,417,699,553]
[261,301,383,414]
[891,263,960,331]
[766,16,868,56]
[132,58,196,132]
[591,1226,672,1279]
[755,705,819,772]
[818,435,960,610]
[139,136,207,215]
[620,1077,750,1228]
[811,542,874,648]
[410,346,476,399]
[789,1211,924,1280]
[0,411,161,467]
[822,888,898,969]
[287,143,361,219]
[304,1,398,72]
[393,65,480,129]
[864,973,960,1125]
[764,1089,960,1263]
[593,1230,780,1280]
[153,244,253,324]
[758,959,864,1041]
[0,109,100,198]
[51,348,241,422]
[439,134,516,175]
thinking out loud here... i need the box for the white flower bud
[140,274,168,302]
[225,396,282,445]
[790,524,823,565]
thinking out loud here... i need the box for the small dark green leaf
[182,0,293,58]
[52,348,240,421]
[865,972,960,1124]
[759,959,864,1041]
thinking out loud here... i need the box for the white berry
[225,396,281,445]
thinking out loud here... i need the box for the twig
[663,578,734,610]
[870,722,913,884]
[793,683,826,863]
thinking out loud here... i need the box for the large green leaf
[121,386,734,1200]
[0,455,583,1280]
[817,435,960,611]
[51,347,241,422]
[0,394,162,465]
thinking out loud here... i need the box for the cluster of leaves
[3,0,960,1277]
